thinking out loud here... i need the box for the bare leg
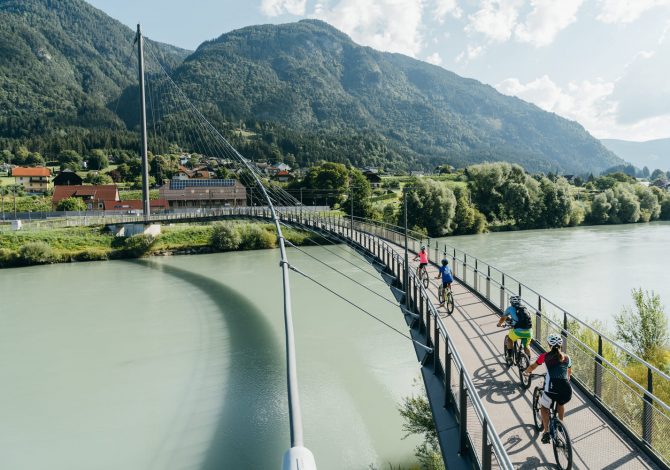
[541,407,550,433]
[557,404,565,421]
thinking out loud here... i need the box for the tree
[58,150,82,171]
[452,186,487,234]
[398,392,444,470]
[56,197,87,211]
[589,192,612,224]
[86,149,109,171]
[612,184,640,223]
[288,162,349,207]
[615,289,669,364]
[25,152,45,166]
[84,172,113,185]
[349,168,372,218]
[651,169,665,181]
[538,177,573,228]
[399,178,456,236]
[635,185,660,222]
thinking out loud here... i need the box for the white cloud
[465,0,521,42]
[311,0,425,56]
[455,44,484,63]
[425,52,443,65]
[515,0,584,47]
[596,0,670,24]
[495,75,670,140]
[434,0,462,22]
[260,0,307,16]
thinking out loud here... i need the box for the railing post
[500,274,505,310]
[419,291,425,334]
[482,418,492,470]
[536,297,542,343]
[474,259,478,291]
[426,307,432,348]
[433,319,440,375]
[486,266,491,300]
[594,335,603,398]
[413,282,418,313]
[444,337,452,407]
[562,311,568,353]
[459,368,468,455]
[462,253,467,285]
[643,368,653,444]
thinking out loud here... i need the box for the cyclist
[524,333,573,444]
[435,258,453,306]
[413,245,429,277]
[497,295,533,358]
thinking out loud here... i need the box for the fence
[347,215,670,468]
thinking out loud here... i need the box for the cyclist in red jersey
[413,245,429,276]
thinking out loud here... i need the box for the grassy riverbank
[0,221,313,268]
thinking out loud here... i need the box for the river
[0,247,420,470]
[439,221,670,327]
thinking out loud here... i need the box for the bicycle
[438,283,454,315]
[528,373,573,470]
[417,264,429,289]
[498,319,531,388]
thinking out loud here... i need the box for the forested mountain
[0,1,622,174]
[0,0,189,153]
[601,138,670,172]
[161,20,622,174]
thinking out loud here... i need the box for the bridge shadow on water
[132,259,286,470]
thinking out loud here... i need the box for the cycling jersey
[536,352,573,407]
[536,352,572,380]
[419,251,428,264]
[438,265,453,284]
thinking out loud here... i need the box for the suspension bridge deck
[376,233,659,469]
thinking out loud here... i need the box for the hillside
[0,0,189,144]
[163,20,622,174]
[601,138,670,172]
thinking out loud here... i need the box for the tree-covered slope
[169,19,622,174]
[0,0,189,139]
[601,138,670,172]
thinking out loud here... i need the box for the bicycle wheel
[421,269,429,289]
[438,286,445,305]
[552,420,573,470]
[446,291,454,315]
[518,353,531,388]
[532,388,543,431]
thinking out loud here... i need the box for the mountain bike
[528,373,573,470]
[438,283,454,315]
[499,320,531,388]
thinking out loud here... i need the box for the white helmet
[421,245,426,250]
[547,333,563,347]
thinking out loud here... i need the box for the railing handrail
[352,216,670,385]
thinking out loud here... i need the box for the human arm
[524,362,539,375]
[497,315,509,327]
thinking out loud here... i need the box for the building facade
[11,167,52,193]
[158,179,247,208]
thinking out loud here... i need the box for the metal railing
[347,215,670,468]
[292,212,514,470]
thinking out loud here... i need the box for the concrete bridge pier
[108,223,161,237]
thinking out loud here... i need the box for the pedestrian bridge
[15,207,670,469]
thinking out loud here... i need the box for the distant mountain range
[601,138,670,172]
[0,0,624,174]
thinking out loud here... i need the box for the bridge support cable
[143,43,316,469]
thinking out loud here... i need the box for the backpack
[515,306,532,329]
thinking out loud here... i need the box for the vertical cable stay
[141,39,316,470]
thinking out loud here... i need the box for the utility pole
[136,24,150,220]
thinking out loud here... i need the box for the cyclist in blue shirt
[497,295,533,358]
[435,259,453,307]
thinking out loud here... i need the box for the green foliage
[238,224,276,250]
[0,247,17,268]
[19,241,58,265]
[56,197,87,212]
[86,149,109,170]
[398,393,444,470]
[210,224,243,251]
[452,186,487,235]
[399,179,456,237]
[117,234,156,258]
[84,172,113,185]
[615,289,669,364]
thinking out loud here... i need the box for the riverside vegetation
[0,221,311,269]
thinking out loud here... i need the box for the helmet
[509,295,521,307]
[441,258,449,266]
[547,333,563,347]
[421,245,426,250]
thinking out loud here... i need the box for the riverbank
[0,221,313,269]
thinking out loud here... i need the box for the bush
[73,249,109,262]
[239,224,276,250]
[19,241,58,265]
[56,197,87,212]
[117,234,156,258]
[0,248,18,268]
[210,224,242,251]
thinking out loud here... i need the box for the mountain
[162,20,622,174]
[601,138,670,172]
[0,0,189,144]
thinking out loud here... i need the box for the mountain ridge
[601,138,670,172]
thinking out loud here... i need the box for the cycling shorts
[540,379,572,408]
[508,328,532,348]
[419,262,428,267]
[442,281,452,289]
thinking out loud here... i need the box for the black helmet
[441,258,449,266]
[510,295,521,307]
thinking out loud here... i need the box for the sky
[87,0,670,142]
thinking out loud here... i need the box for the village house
[272,170,294,183]
[268,162,291,175]
[52,169,84,186]
[363,170,382,188]
[11,166,52,193]
[52,184,119,210]
[158,179,247,208]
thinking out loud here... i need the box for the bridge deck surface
[378,235,658,470]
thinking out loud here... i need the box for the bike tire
[503,338,513,368]
[532,387,543,431]
[518,353,531,389]
[438,286,445,305]
[552,420,573,470]
[446,291,454,315]
[422,270,429,289]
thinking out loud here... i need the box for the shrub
[0,248,18,268]
[19,242,58,265]
[56,197,87,212]
[73,249,109,262]
[118,234,156,258]
[239,224,276,250]
[210,224,242,251]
